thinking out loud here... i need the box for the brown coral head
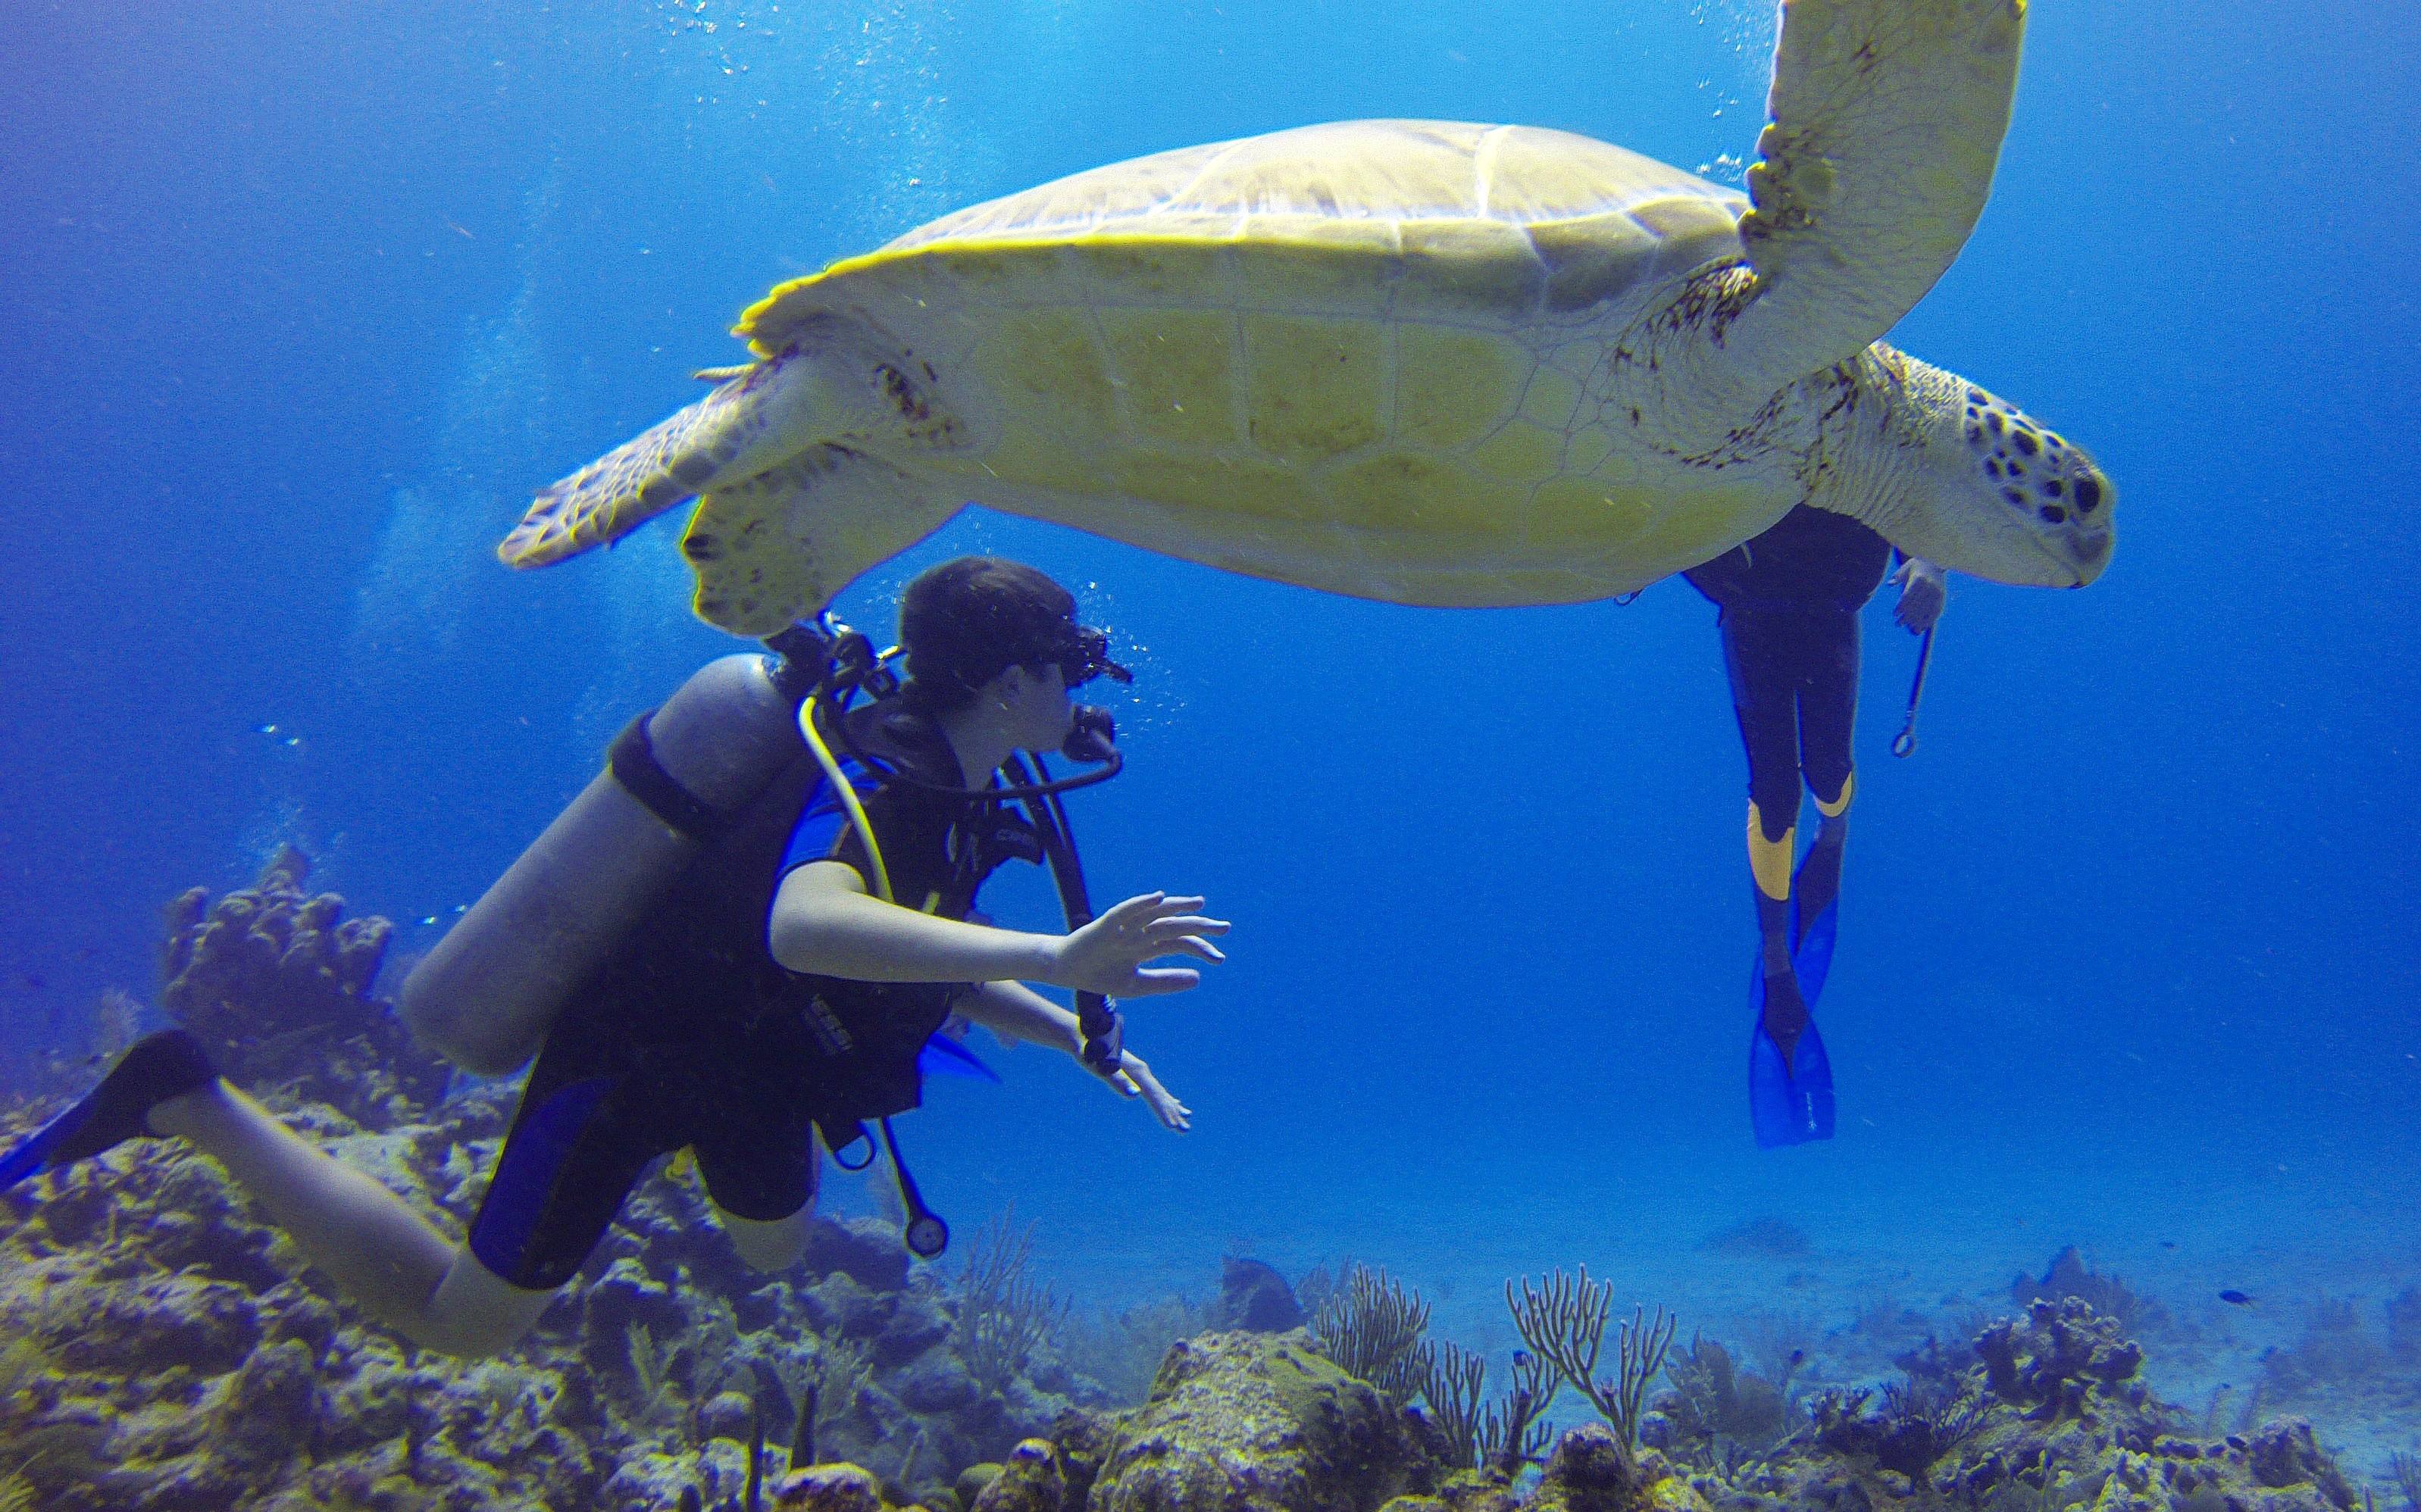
[774,1462,888,1512]
[1538,1424,1652,1510]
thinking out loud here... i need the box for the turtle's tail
[499,355,822,568]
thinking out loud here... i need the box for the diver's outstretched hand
[1095,1049,1192,1132]
[1046,892,1228,998]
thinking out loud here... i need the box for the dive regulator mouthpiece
[1062,706,1118,765]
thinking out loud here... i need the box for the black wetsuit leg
[1790,608,1862,941]
[1795,608,1861,812]
[1716,605,1809,848]
[689,1008,821,1224]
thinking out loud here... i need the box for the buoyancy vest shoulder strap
[608,711,733,842]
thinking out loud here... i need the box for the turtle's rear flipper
[500,351,840,569]
[682,445,961,636]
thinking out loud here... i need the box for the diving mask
[1053,624,1131,689]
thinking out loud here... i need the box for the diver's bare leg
[149,1082,557,1356]
[717,1204,815,1273]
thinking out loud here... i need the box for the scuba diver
[1685,507,1946,1148]
[0,556,1225,1358]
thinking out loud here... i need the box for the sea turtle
[503,0,2112,636]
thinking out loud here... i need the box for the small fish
[2219,1289,2254,1307]
[2160,1240,2178,1249]
[444,218,475,239]
[253,722,280,736]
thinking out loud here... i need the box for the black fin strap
[608,712,732,842]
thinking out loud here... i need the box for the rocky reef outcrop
[161,843,446,1126]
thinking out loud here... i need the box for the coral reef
[1645,1333,1795,1473]
[1088,1330,1438,1512]
[1209,1257,1307,1333]
[2007,1247,2166,1335]
[161,844,447,1125]
[0,858,2399,1512]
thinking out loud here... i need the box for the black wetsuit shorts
[464,989,832,1292]
[1684,506,1894,840]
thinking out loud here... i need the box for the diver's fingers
[1096,892,1172,927]
[1123,966,1203,996]
[1150,933,1226,964]
[1146,914,1230,939]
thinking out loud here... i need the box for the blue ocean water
[2,0,2415,1474]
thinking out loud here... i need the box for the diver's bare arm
[770,862,1056,983]
[768,862,1228,995]
[954,979,1084,1054]
[958,981,1193,1132]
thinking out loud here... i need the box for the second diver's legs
[1791,609,1863,998]
[150,1081,561,1357]
[1717,608,1805,982]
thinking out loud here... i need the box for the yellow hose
[799,693,895,904]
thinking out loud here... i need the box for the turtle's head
[1841,357,2116,588]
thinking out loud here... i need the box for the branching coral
[1062,1294,1213,1405]
[1867,1373,1993,1476]
[1415,1337,1486,1467]
[1310,1264,1430,1406]
[952,1206,1067,1395]
[1506,1267,1674,1471]
[2386,1287,2421,1364]
[2388,1448,2419,1512]
[1475,1348,1560,1476]
[1656,1332,1794,1470]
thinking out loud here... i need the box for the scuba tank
[399,653,806,1075]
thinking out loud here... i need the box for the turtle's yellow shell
[733,120,1769,605]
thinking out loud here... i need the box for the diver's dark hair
[898,556,1078,714]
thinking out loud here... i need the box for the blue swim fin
[918,1033,1000,1083]
[1788,836,1844,1005]
[0,1029,217,1193]
[1749,959,1835,1148]
[1791,894,1838,1006]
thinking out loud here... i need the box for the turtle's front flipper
[1724,0,2026,391]
[500,351,840,568]
[680,445,960,636]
